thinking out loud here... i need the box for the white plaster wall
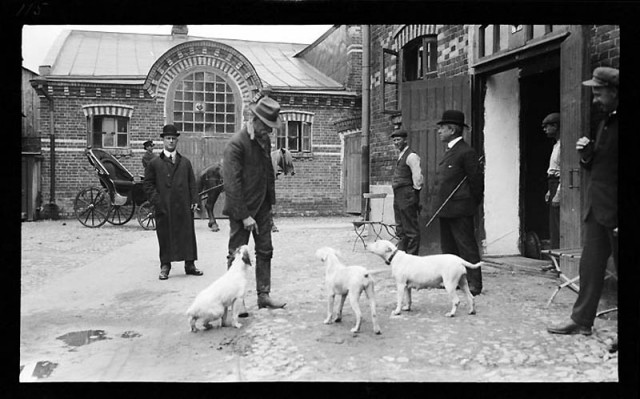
[483,69,521,255]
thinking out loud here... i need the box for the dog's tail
[364,268,390,277]
[462,260,484,269]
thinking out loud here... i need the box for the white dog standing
[186,245,252,332]
[315,247,383,334]
[367,240,482,317]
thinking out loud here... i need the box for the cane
[425,155,484,229]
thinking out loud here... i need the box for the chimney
[171,25,188,40]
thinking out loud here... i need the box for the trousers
[571,212,618,327]
[393,185,421,255]
[439,215,482,291]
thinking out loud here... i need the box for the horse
[197,148,295,233]
[197,163,224,232]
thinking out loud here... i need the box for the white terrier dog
[186,245,252,332]
[315,247,383,334]
[366,240,482,317]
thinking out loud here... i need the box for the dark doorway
[519,62,560,250]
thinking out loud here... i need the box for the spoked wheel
[74,186,111,228]
[137,201,156,230]
[107,199,135,225]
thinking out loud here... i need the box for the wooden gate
[178,134,228,219]
[344,133,362,214]
[401,75,472,254]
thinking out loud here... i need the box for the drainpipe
[33,79,56,208]
[361,25,371,218]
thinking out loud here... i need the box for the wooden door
[402,75,472,254]
[560,26,590,248]
[344,133,362,214]
[178,133,228,219]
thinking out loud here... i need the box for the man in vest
[391,129,423,255]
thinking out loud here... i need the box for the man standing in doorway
[547,67,618,344]
[391,129,423,255]
[542,112,561,249]
[435,110,484,295]
[143,124,203,280]
[223,97,286,316]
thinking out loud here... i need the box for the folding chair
[543,248,618,317]
[352,193,397,250]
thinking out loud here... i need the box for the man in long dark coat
[434,110,484,295]
[143,124,203,280]
[223,97,286,316]
[547,67,618,346]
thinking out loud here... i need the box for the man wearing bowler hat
[223,96,286,316]
[141,139,156,170]
[391,129,423,255]
[434,110,484,295]
[143,124,203,280]
[548,67,618,347]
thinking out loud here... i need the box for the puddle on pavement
[121,330,142,338]
[56,329,110,347]
[20,361,58,380]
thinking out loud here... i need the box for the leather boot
[184,261,203,276]
[256,258,286,309]
[466,267,482,296]
[159,263,171,280]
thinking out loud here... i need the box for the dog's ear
[315,248,327,262]
[242,249,252,266]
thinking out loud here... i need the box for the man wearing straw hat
[223,96,287,316]
[434,110,484,296]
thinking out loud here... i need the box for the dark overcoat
[434,139,484,218]
[143,152,198,263]
[580,111,618,228]
[222,126,276,221]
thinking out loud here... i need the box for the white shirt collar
[448,136,463,149]
[398,146,408,159]
[163,149,176,158]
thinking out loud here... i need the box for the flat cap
[143,140,154,148]
[582,67,619,87]
[390,129,408,138]
[541,113,560,126]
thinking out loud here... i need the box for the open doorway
[519,61,560,253]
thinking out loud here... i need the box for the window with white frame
[82,104,134,149]
[275,111,314,152]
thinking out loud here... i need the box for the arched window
[169,69,239,134]
[403,36,437,81]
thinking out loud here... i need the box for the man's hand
[576,136,594,160]
[191,203,199,213]
[243,216,259,234]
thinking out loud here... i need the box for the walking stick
[425,155,484,229]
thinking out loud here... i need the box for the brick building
[360,25,619,266]
[31,25,362,219]
[22,66,42,221]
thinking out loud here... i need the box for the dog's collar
[385,249,399,265]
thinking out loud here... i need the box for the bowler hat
[541,113,560,126]
[248,97,283,129]
[436,110,469,127]
[390,129,408,138]
[582,67,619,87]
[160,124,180,137]
[143,140,154,148]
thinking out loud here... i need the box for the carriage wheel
[137,201,156,230]
[107,200,135,225]
[74,186,110,228]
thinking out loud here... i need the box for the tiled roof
[45,30,343,91]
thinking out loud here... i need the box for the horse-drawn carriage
[73,147,156,229]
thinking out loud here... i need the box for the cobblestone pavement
[20,216,619,384]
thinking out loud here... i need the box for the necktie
[169,155,174,164]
